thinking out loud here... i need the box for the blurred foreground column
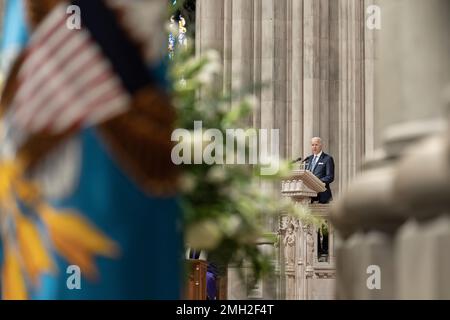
[332,0,450,299]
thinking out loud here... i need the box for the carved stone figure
[306,227,315,266]
[283,224,296,266]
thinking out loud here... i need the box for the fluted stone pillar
[334,0,366,192]
[196,0,225,92]
[363,0,380,154]
[196,0,225,55]
[288,0,304,159]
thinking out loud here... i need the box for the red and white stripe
[9,2,130,134]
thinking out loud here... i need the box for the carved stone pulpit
[278,167,336,300]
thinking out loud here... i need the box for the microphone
[292,157,302,164]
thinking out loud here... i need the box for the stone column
[334,0,366,193]
[302,0,321,153]
[196,0,225,54]
[332,0,450,300]
[363,0,380,154]
[196,0,225,92]
[287,0,304,160]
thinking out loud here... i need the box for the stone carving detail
[279,215,299,267]
[306,225,315,267]
[315,271,336,279]
[283,225,296,266]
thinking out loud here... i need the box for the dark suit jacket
[305,152,335,203]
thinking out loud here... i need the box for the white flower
[186,220,223,250]
[206,166,227,183]
[242,95,258,111]
[179,78,187,88]
[179,173,196,193]
[219,215,242,237]
[197,50,222,84]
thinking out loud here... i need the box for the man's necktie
[311,156,318,172]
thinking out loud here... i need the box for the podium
[281,168,326,203]
[278,166,336,300]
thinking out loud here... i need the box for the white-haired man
[304,137,335,203]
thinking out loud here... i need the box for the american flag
[8,2,130,135]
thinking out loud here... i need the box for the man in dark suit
[304,137,335,204]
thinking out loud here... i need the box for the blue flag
[0,0,182,300]
[1,0,29,74]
